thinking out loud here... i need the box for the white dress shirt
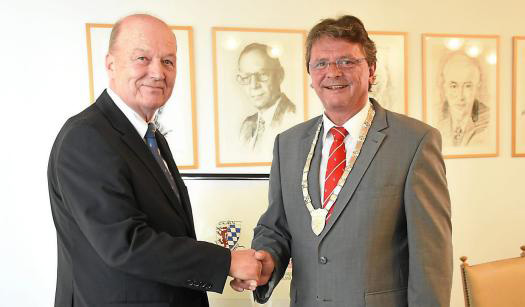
[106,88,173,171]
[107,87,157,138]
[319,99,372,203]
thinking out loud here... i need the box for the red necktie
[323,126,348,219]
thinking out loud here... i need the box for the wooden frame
[512,36,525,157]
[85,23,199,169]
[369,31,409,115]
[422,33,499,159]
[212,27,307,168]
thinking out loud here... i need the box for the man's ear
[368,63,376,84]
[105,53,115,78]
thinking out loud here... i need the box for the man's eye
[137,56,146,61]
[315,61,328,69]
[163,59,174,66]
[339,59,352,66]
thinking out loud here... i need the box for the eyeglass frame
[308,57,367,73]
[236,70,276,85]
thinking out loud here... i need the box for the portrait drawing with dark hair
[237,43,297,152]
[213,28,306,166]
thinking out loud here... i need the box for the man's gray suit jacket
[252,99,453,307]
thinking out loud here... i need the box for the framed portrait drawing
[513,36,525,157]
[86,23,199,169]
[369,32,408,115]
[213,27,307,167]
[422,34,499,158]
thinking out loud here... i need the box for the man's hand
[230,278,257,292]
[230,250,275,292]
[229,249,261,290]
[255,250,275,286]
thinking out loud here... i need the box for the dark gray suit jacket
[252,100,452,307]
[48,90,231,307]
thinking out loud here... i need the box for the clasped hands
[228,249,275,292]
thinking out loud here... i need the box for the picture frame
[85,23,199,169]
[512,36,525,157]
[212,27,308,167]
[422,34,499,158]
[183,175,291,307]
[369,31,408,115]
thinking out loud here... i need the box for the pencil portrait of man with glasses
[236,43,297,151]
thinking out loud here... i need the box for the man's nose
[149,60,165,80]
[460,86,466,101]
[326,62,343,77]
[249,75,260,88]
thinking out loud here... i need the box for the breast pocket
[354,184,402,201]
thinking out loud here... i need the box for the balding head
[441,51,482,121]
[108,14,175,54]
[105,14,177,122]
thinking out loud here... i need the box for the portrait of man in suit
[47,14,261,307]
[236,43,297,152]
[231,15,452,307]
[437,51,490,147]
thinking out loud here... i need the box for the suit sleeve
[404,127,453,306]
[251,135,292,303]
[52,122,231,293]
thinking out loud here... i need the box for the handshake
[228,249,275,292]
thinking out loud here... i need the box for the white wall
[0,0,524,306]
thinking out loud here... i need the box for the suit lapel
[156,132,196,237]
[94,91,191,226]
[272,94,294,125]
[320,100,388,239]
[307,125,324,210]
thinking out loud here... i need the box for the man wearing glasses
[231,15,453,306]
[237,43,296,151]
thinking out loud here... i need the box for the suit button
[319,256,328,264]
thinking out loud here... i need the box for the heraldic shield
[216,220,243,250]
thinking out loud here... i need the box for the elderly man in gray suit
[231,15,453,306]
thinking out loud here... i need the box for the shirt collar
[257,95,282,125]
[107,87,156,138]
[322,96,371,142]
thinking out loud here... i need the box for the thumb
[254,250,267,261]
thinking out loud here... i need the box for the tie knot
[330,126,348,141]
[145,123,156,139]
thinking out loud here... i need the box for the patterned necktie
[145,123,180,201]
[323,126,348,219]
[252,117,265,148]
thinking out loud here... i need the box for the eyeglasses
[236,71,271,85]
[309,57,367,72]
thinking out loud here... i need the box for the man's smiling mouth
[324,85,348,90]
